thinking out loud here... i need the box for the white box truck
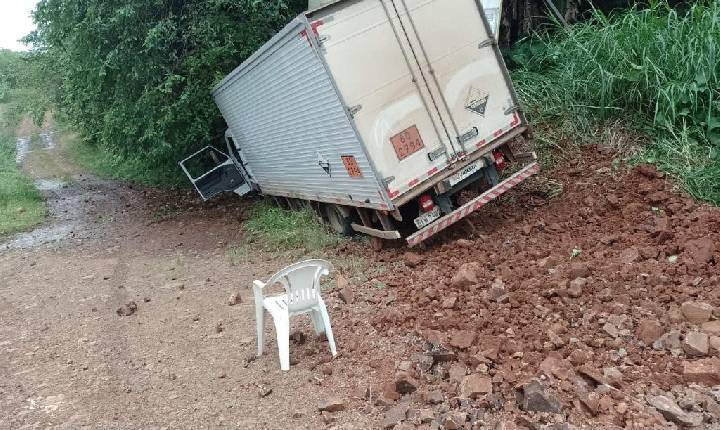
[181,0,539,246]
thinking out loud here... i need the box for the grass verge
[0,105,46,236]
[67,136,187,187]
[510,1,720,205]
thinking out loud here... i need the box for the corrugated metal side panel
[212,19,389,210]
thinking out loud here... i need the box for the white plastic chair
[253,259,337,371]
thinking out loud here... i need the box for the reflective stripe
[407,162,540,246]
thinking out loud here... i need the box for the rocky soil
[332,146,720,429]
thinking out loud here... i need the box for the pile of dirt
[338,146,719,429]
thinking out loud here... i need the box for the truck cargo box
[183,0,537,245]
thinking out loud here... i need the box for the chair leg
[256,305,265,356]
[274,318,291,371]
[318,301,337,357]
[310,309,325,336]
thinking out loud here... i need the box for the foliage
[29,0,306,186]
[511,1,720,205]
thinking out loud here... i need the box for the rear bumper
[406,161,540,246]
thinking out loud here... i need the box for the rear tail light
[419,194,435,213]
[493,149,507,171]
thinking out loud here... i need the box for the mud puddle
[2,130,136,252]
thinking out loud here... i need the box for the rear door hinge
[348,105,362,117]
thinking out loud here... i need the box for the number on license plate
[449,160,483,187]
[414,206,441,229]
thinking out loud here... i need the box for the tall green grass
[242,202,341,252]
[511,1,720,204]
[0,105,46,236]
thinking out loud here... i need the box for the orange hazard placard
[390,126,424,160]
[341,155,363,178]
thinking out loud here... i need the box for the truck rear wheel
[324,204,354,236]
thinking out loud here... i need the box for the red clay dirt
[341,145,720,428]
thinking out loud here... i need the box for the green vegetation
[0,109,46,236]
[511,1,720,205]
[243,203,341,252]
[29,0,306,186]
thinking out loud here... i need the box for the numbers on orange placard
[341,155,363,178]
[390,126,424,160]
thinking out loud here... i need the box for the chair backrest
[265,259,333,313]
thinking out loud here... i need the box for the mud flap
[179,146,251,201]
[406,160,540,246]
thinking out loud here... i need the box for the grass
[226,202,343,267]
[0,104,46,236]
[510,1,720,205]
[67,136,187,187]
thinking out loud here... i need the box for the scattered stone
[683,331,709,357]
[701,320,720,336]
[382,403,409,429]
[258,386,273,398]
[539,354,573,380]
[459,374,492,399]
[337,275,354,304]
[684,237,716,265]
[227,292,242,306]
[215,320,224,333]
[620,248,641,264]
[516,379,562,413]
[318,397,346,413]
[646,395,703,427]
[681,301,714,324]
[404,252,423,268]
[413,353,434,372]
[290,331,306,344]
[449,329,475,350]
[166,282,185,290]
[635,319,664,345]
[425,390,444,404]
[455,239,474,248]
[710,336,720,354]
[451,263,478,288]
[441,296,457,309]
[567,278,586,298]
[116,301,137,317]
[488,278,507,302]
[603,367,623,386]
[143,296,151,303]
[320,364,333,376]
[656,330,682,351]
[683,357,720,385]
[440,412,467,430]
[394,373,418,395]
[448,362,468,383]
[603,323,620,338]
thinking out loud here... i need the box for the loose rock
[516,379,562,413]
[683,331,709,357]
[683,357,720,385]
[451,263,478,288]
[646,395,703,427]
[635,319,664,345]
[459,374,492,399]
[681,301,714,324]
[227,293,242,306]
[318,397,346,413]
[116,301,137,317]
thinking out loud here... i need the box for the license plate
[414,206,441,229]
[448,159,484,187]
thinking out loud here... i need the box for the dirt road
[2,124,720,429]
[0,127,401,429]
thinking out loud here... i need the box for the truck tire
[324,204,354,236]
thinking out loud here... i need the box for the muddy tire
[324,204,354,236]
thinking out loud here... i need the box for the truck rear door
[390,0,524,157]
[309,1,460,200]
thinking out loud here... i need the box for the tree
[29,0,305,185]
